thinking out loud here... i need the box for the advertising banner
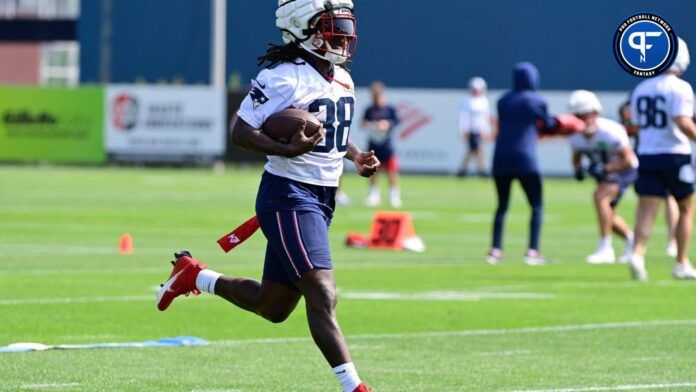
[0,86,105,163]
[350,88,630,176]
[105,86,226,163]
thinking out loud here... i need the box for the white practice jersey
[459,95,491,135]
[568,117,637,169]
[237,59,356,187]
[631,74,694,155]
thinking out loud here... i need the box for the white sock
[631,253,645,266]
[625,231,634,244]
[390,187,400,199]
[333,362,361,392]
[195,269,222,294]
[369,186,379,197]
[599,235,612,250]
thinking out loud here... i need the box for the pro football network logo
[613,13,678,77]
[111,93,139,130]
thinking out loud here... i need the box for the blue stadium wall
[80,1,696,90]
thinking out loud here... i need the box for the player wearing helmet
[628,37,696,281]
[567,90,638,264]
[156,1,376,390]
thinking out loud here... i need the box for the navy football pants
[492,173,543,251]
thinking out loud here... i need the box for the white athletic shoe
[628,254,648,281]
[390,196,403,208]
[672,261,696,280]
[523,250,547,266]
[486,248,502,265]
[364,193,381,207]
[335,190,352,206]
[666,242,678,258]
[586,247,616,264]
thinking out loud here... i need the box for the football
[261,108,322,143]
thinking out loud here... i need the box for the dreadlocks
[257,42,352,72]
[257,43,306,68]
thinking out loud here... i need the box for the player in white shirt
[619,101,680,257]
[237,57,355,186]
[629,37,696,281]
[458,77,493,177]
[567,90,638,264]
[156,1,376,391]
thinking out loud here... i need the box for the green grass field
[1,165,695,392]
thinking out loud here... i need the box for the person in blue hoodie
[486,62,554,265]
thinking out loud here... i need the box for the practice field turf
[1,165,695,391]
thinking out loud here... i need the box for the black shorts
[635,154,695,201]
[468,133,481,152]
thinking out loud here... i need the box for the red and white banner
[105,85,225,163]
[351,88,630,176]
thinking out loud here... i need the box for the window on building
[40,41,79,86]
[0,0,79,19]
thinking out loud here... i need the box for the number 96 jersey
[630,73,695,155]
[236,59,356,187]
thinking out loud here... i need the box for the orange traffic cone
[118,233,133,255]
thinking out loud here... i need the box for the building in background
[76,1,695,90]
[0,0,80,86]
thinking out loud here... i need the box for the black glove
[588,163,607,181]
[574,167,585,181]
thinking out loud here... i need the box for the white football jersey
[631,74,694,155]
[459,95,491,135]
[568,117,637,168]
[237,59,356,187]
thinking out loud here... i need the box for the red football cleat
[156,251,208,311]
[352,383,371,392]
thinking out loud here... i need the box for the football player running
[567,90,638,264]
[157,1,377,391]
[629,37,696,281]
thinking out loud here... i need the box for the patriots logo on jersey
[249,86,269,109]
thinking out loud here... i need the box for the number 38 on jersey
[310,96,354,153]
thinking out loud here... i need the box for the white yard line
[545,280,691,289]
[214,319,696,346]
[457,213,562,223]
[0,295,157,306]
[190,389,243,392]
[340,291,554,301]
[507,382,696,392]
[0,260,467,277]
[0,244,171,256]
[0,267,170,277]
[475,349,533,356]
[0,277,687,306]
[0,289,552,306]
[19,382,80,390]
[3,319,695,356]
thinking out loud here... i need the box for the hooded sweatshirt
[493,62,553,175]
